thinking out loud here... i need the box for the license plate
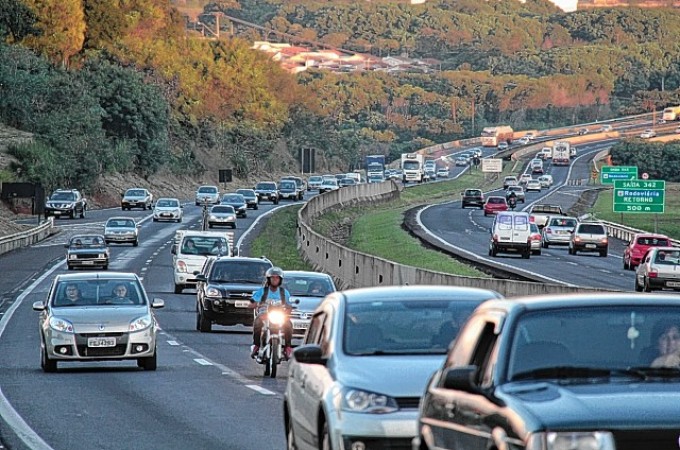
[53,211,61,215]
[82,261,94,265]
[667,281,680,288]
[234,300,250,308]
[292,320,310,329]
[88,337,116,347]
[161,213,171,217]
[586,244,597,249]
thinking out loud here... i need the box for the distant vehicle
[278,180,301,201]
[33,272,164,372]
[367,174,385,184]
[319,178,339,193]
[542,216,578,247]
[538,147,552,160]
[455,156,468,166]
[518,174,532,186]
[104,217,138,246]
[65,234,109,270]
[552,141,571,165]
[461,188,484,209]
[172,230,235,294]
[153,198,183,223]
[45,189,87,219]
[365,154,386,179]
[640,129,657,139]
[525,179,542,192]
[483,196,508,216]
[436,167,450,178]
[662,105,680,121]
[578,127,588,135]
[338,178,356,188]
[505,185,526,203]
[481,125,514,147]
[489,211,532,258]
[530,204,564,229]
[497,141,509,151]
[599,124,613,132]
[401,153,425,183]
[254,181,279,204]
[516,136,530,145]
[208,205,236,229]
[220,193,248,217]
[282,270,337,339]
[538,175,553,188]
[525,132,536,140]
[503,176,518,189]
[530,159,544,174]
[569,221,608,257]
[121,188,153,211]
[195,185,220,206]
[307,175,323,191]
[235,189,258,210]
[623,233,671,270]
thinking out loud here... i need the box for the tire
[153,218,158,222]
[174,284,183,294]
[67,265,74,271]
[569,247,576,255]
[286,412,298,450]
[270,339,279,378]
[532,250,541,256]
[198,308,212,332]
[80,207,85,219]
[102,264,108,270]
[644,278,653,293]
[523,250,530,259]
[70,210,75,219]
[543,241,549,248]
[264,356,271,377]
[484,211,488,217]
[177,218,182,223]
[208,224,213,229]
[635,277,643,292]
[41,341,57,373]
[600,249,608,257]
[139,349,157,371]
[274,199,279,205]
[196,311,201,330]
[320,421,331,450]
[254,204,259,210]
[490,245,497,257]
[133,240,139,247]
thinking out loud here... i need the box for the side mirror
[171,246,177,255]
[64,244,69,248]
[120,192,124,198]
[232,247,240,256]
[193,270,201,276]
[292,344,327,366]
[180,205,184,209]
[151,298,165,309]
[32,301,46,312]
[194,274,207,282]
[442,366,479,392]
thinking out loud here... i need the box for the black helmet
[265,266,284,279]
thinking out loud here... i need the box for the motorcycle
[507,195,517,210]
[254,302,296,378]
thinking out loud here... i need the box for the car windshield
[69,236,105,248]
[52,279,145,307]
[508,306,680,381]
[156,199,178,207]
[324,180,338,186]
[51,192,75,201]
[257,183,276,190]
[284,276,335,297]
[209,261,271,283]
[182,236,229,256]
[222,195,244,203]
[344,299,483,355]
[106,219,135,228]
[236,189,255,196]
[211,206,235,214]
[198,187,217,193]
[125,189,146,196]
[280,182,296,189]
[309,176,322,182]
[638,237,669,246]
[465,190,481,196]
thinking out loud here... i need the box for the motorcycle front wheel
[270,337,280,378]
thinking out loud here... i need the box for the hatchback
[623,233,671,270]
[525,179,542,192]
[569,221,608,256]
[542,216,578,247]
[307,176,323,191]
[208,205,236,229]
[483,196,508,216]
[636,247,680,292]
[220,193,248,218]
[153,197,183,223]
[235,189,258,210]
[32,272,164,372]
[283,270,337,339]
[284,285,502,450]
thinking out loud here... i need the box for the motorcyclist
[507,190,517,209]
[249,267,294,360]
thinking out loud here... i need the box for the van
[489,211,532,259]
[172,230,236,294]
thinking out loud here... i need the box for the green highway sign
[613,179,665,213]
[601,166,638,185]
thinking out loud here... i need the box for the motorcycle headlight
[341,387,399,414]
[206,287,221,297]
[129,315,152,332]
[49,317,74,333]
[527,431,615,450]
[268,310,285,325]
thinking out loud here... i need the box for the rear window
[579,224,605,234]
[488,197,505,204]
[549,218,577,227]
[637,237,669,246]
[465,190,482,196]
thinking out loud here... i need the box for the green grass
[591,183,680,238]
[249,205,313,270]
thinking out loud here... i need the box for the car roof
[634,233,670,239]
[329,285,502,305]
[107,217,136,222]
[283,270,334,279]
[55,272,139,283]
[478,293,680,314]
[214,256,271,263]
[70,233,105,239]
[156,197,179,201]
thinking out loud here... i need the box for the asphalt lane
[0,200,308,450]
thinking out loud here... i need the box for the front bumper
[257,193,278,201]
[68,256,108,268]
[122,200,148,209]
[105,233,137,243]
[209,218,235,227]
[203,297,255,326]
[45,328,155,361]
[280,191,298,199]
[154,211,181,221]
[45,207,75,217]
[329,409,418,450]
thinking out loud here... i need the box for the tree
[0,0,36,41]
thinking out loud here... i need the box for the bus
[662,106,680,121]
[481,126,514,147]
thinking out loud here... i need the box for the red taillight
[493,234,499,242]
[532,235,541,241]
[601,238,608,244]
[649,271,658,278]
[529,216,535,223]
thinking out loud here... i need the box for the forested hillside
[1,0,679,192]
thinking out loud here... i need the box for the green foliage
[610,139,680,182]
[0,0,36,41]
[249,204,313,269]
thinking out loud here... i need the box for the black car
[220,193,248,218]
[415,294,680,450]
[65,234,109,270]
[44,189,87,219]
[254,181,279,204]
[281,176,305,200]
[461,188,484,209]
[236,189,259,210]
[194,256,273,331]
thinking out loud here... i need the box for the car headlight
[129,315,152,332]
[206,287,221,297]
[98,253,106,259]
[527,431,615,450]
[268,310,285,325]
[49,317,74,333]
[210,215,217,220]
[228,215,235,220]
[341,387,399,414]
[68,254,77,260]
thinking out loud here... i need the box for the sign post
[600,166,638,185]
[613,179,665,213]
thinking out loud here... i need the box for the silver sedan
[104,217,139,246]
[284,285,502,450]
[32,272,164,372]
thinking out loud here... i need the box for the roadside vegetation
[249,205,313,270]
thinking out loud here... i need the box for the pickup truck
[415,294,680,450]
[529,204,564,228]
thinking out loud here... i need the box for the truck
[365,155,386,178]
[552,141,571,166]
[529,204,565,229]
[401,153,424,183]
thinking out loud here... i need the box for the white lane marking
[245,385,276,396]
[167,341,180,346]
[140,268,147,272]
[194,358,213,366]
[0,261,63,450]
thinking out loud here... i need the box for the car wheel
[230,224,236,229]
[274,199,279,205]
[623,259,630,270]
[635,277,643,292]
[542,241,549,248]
[70,210,75,219]
[133,240,139,247]
[254,205,259,210]
[67,264,74,271]
[569,247,575,255]
[174,284,183,294]
[41,341,57,373]
[484,211,488,216]
[320,421,331,450]
[153,218,158,222]
[177,217,182,223]
[287,412,298,450]
[198,309,212,332]
[138,349,157,371]
[102,264,108,270]
[644,278,653,293]
[600,249,608,257]
[533,250,541,256]
[80,207,85,219]
[523,249,530,259]
[243,213,247,219]
[208,224,213,229]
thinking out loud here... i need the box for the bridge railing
[0,218,53,257]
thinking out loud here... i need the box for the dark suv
[254,181,279,204]
[461,188,484,209]
[281,176,305,200]
[194,256,273,332]
[44,189,87,219]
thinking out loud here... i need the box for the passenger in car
[61,284,83,306]
[650,323,680,368]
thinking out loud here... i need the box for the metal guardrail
[0,218,54,256]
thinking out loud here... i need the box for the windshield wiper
[349,349,447,356]
[627,366,680,379]
[512,366,648,381]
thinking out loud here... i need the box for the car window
[209,261,270,283]
[53,279,144,307]
[305,313,326,345]
[181,236,229,256]
[51,192,76,201]
[236,189,255,196]
[198,186,217,193]
[156,199,178,207]
[654,250,680,265]
[107,219,135,228]
[514,215,528,229]
[211,206,235,214]
[497,214,513,229]
[222,195,243,202]
[638,237,669,246]
[579,224,605,234]
[69,236,105,247]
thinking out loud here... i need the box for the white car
[195,185,220,205]
[640,129,657,139]
[104,217,139,246]
[153,198,183,223]
[538,175,553,188]
[319,178,340,193]
[525,132,536,140]
[519,174,532,185]
[517,137,530,145]
[436,168,450,178]
[525,179,542,192]
[498,142,509,150]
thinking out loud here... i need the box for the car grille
[76,344,127,357]
[79,333,124,338]
[342,437,412,450]
[225,291,254,299]
[74,253,101,259]
[612,430,680,450]
[395,397,421,409]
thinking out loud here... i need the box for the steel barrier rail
[0,218,54,257]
